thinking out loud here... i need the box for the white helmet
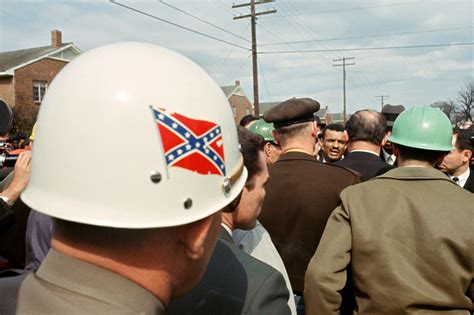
[22,42,247,228]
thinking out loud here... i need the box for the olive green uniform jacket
[305,167,474,314]
[17,249,165,314]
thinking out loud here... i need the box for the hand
[2,151,32,204]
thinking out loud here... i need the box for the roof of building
[260,101,330,120]
[0,43,80,74]
[330,113,348,123]
[221,84,247,98]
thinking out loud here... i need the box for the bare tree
[457,80,473,122]
[431,100,456,122]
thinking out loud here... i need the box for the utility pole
[333,57,355,123]
[375,95,390,110]
[233,0,276,116]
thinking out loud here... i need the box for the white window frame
[33,81,48,103]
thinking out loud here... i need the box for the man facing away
[334,109,393,180]
[168,126,290,314]
[305,106,473,314]
[258,98,360,313]
[15,42,248,314]
[438,128,474,192]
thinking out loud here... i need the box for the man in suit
[320,123,347,163]
[334,109,393,180]
[13,42,248,314]
[305,106,474,314]
[438,128,473,192]
[168,127,290,315]
[258,98,360,313]
[380,104,405,165]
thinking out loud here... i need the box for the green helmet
[388,105,454,151]
[249,119,275,142]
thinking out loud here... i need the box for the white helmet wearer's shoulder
[22,41,247,228]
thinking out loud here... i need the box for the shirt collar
[451,167,470,187]
[221,223,233,237]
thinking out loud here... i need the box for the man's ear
[176,212,221,260]
[392,143,400,157]
[310,121,318,138]
[343,130,349,142]
[461,149,472,163]
[272,130,280,143]
[381,134,388,147]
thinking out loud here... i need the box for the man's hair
[345,110,387,145]
[238,126,265,189]
[54,218,158,250]
[322,124,345,140]
[453,128,473,152]
[396,144,447,166]
[239,114,259,127]
[275,121,312,145]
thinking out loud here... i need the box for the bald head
[345,110,387,145]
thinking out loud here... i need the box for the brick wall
[14,58,68,108]
[0,77,14,107]
[229,95,253,124]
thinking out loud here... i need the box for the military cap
[381,104,405,127]
[263,98,320,128]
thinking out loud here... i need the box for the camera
[0,154,18,168]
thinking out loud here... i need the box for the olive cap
[263,98,320,128]
[388,106,454,151]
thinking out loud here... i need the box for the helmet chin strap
[222,155,245,213]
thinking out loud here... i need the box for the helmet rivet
[184,198,193,209]
[150,171,162,183]
[222,177,232,194]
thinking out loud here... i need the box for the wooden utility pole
[233,0,276,116]
[333,57,355,122]
[375,95,390,110]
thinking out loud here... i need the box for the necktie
[452,177,459,185]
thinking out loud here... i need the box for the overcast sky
[1,0,472,114]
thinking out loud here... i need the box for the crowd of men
[0,42,473,314]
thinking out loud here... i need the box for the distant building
[221,80,253,124]
[260,99,332,125]
[0,30,81,109]
[329,112,349,124]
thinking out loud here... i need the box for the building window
[33,81,48,103]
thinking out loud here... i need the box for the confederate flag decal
[151,106,226,176]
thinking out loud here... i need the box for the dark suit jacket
[335,151,393,181]
[167,227,290,315]
[259,151,361,292]
[462,167,474,193]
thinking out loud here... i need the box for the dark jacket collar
[276,151,318,163]
[345,151,381,161]
[218,225,234,245]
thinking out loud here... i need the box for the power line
[266,1,424,18]
[110,0,250,51]
[260,25,474,47]
[233,0,277,115]
[158,0,250,43]
[259,42,474,54]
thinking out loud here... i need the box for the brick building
[0,30,81,136]
[221,80,253,124]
